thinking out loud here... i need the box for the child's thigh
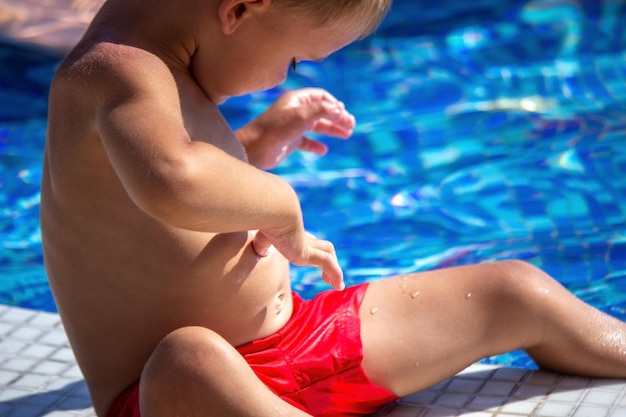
[358,260,549,396]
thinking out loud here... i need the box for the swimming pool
[1,0,625,369]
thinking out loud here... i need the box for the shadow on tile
[1,380,93,417]
[370,366,626,417]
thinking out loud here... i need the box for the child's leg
[360,260,626,397]
[139,326,312,417]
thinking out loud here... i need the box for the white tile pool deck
[1,304,625,417]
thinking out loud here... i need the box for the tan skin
[40,0,626,416]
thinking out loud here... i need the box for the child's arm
[82,48,343,288]
[235,88,355,170]
[81,48,290,234]
[234,88,355,289]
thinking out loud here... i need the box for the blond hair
[274,0,392,39]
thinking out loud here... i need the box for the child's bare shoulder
[55,41,175,99]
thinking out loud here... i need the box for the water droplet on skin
[411,291,420,299]
[465,292,472,300]
[370,307,380,315]
[400,282,408,296]
[415,361,420,367]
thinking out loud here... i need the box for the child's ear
[217,0,272,35]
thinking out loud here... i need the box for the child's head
[192,0,392,102]
[272,0,392,39]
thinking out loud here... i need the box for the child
[40,0,626,416]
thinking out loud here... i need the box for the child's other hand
[251,229,345,291]
[238,88,355,170]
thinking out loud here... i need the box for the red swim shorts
[106,283,398,417]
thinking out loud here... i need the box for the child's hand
[251,228,345,291]
[237,88,356,170]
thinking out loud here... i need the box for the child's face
[194,7,364,103]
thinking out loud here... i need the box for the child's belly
[192,232,295,346]
[142,229,296,346]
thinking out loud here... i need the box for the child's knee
[141,327,234,401]
[491,260,554,292]
[492,259,541,278]
[482,260,560,317]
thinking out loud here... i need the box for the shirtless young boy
[40,0,626,416]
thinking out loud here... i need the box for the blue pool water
[1,0,626,368]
